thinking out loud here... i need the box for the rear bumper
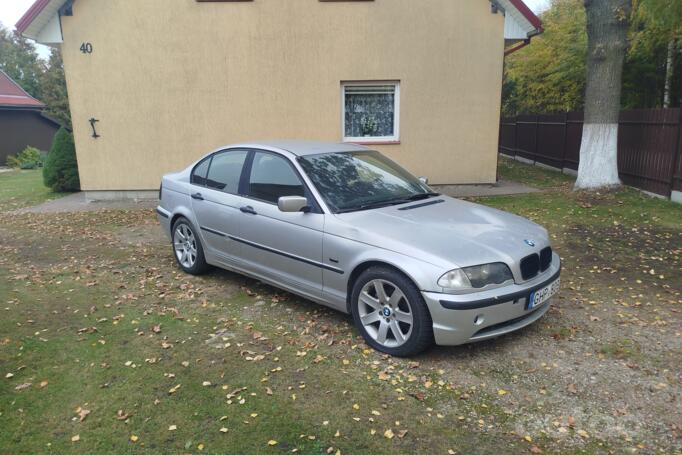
[423,254,560,346]
[156,206,172,239]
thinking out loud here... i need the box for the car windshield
[298,150,437,213]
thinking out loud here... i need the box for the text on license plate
[527,278,560,310]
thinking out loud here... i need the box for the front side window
[205,150,248,193]
[299,151,433,213]
[247,152,305,204]
[342,82,399,143]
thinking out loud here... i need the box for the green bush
[43,128,80,192]
[6,146,45,169]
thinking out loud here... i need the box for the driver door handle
[191,192,204,201]
[240,205,257,215]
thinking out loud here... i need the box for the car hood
[328,196,549,270]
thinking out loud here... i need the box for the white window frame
[341,81,400,144]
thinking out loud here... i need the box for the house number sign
[80,42,93,54]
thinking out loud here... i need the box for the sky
[0,0,550,60]
[0,0,51,58]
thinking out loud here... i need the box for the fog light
[474,315,485,326]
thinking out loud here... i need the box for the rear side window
[247,152,305,203]
[191,158,211,186]
[206,150,248,193]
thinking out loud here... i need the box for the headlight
[438,263,513,291]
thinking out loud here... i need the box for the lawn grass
[494,156,682,229]
[0,161,680,454]
[497,157,574,189]
[0,169,66,211]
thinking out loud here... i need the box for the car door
[235,150,325,299]
[190,149,249,265]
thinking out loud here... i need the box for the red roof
[0,70,45,109]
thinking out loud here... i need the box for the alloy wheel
[174,223,197,269]
[357,279,414,348]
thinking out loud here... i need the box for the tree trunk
[663,39,675,108]
[575,0,632,190]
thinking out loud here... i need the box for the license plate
[527,278,560,310]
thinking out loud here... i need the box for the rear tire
[171,217,210,275]
[351,266,433,357]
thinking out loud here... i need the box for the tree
[503,0,681,115]
[0,25,44,100]
[574,0,632,190]
[632,0,682,107]
[43,128,80,192]
[503,0,587,115]
[40,49,72,128]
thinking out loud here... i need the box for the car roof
[226,140,371,156]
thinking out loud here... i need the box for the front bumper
[423,254,560,346]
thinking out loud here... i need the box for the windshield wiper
[336,192,441,214]
[404,192,440,201]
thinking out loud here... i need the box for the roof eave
[16,0,67,42]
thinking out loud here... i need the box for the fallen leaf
[116,410,132,420]
[384,429,394,439]
[39,380,48,388]
[14,383,32,391]
[130,435,139,442]
[71,435,80,442]
[78,408,91,422]
[169,384,181,395]
[168,425,177,431]
[497,389,508,396]
[268,440,278,446]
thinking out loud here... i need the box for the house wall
[0,110,59,164]
[59,0,506,191]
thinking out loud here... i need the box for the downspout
[504,29,542,56]
[504,39,531,56]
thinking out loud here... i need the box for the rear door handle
[240,205,257,215]
[191,192,204,201]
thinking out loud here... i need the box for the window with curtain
[342,82,400,142]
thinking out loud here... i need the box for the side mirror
[419,176,429,185]
[278,196,309,213]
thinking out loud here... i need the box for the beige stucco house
[18,0,541,199]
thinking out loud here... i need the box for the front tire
[171,217,210,275]
[351,267,433,357]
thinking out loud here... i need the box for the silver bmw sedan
[157,141,560,356]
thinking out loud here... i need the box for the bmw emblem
[524,239,536,247]
[382,307,391,317]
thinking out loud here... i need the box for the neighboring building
[0,70,61,166]
[17,0,541,199]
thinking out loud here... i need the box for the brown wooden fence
[499,109,682,198]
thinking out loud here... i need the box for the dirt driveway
[0,168,680,454]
